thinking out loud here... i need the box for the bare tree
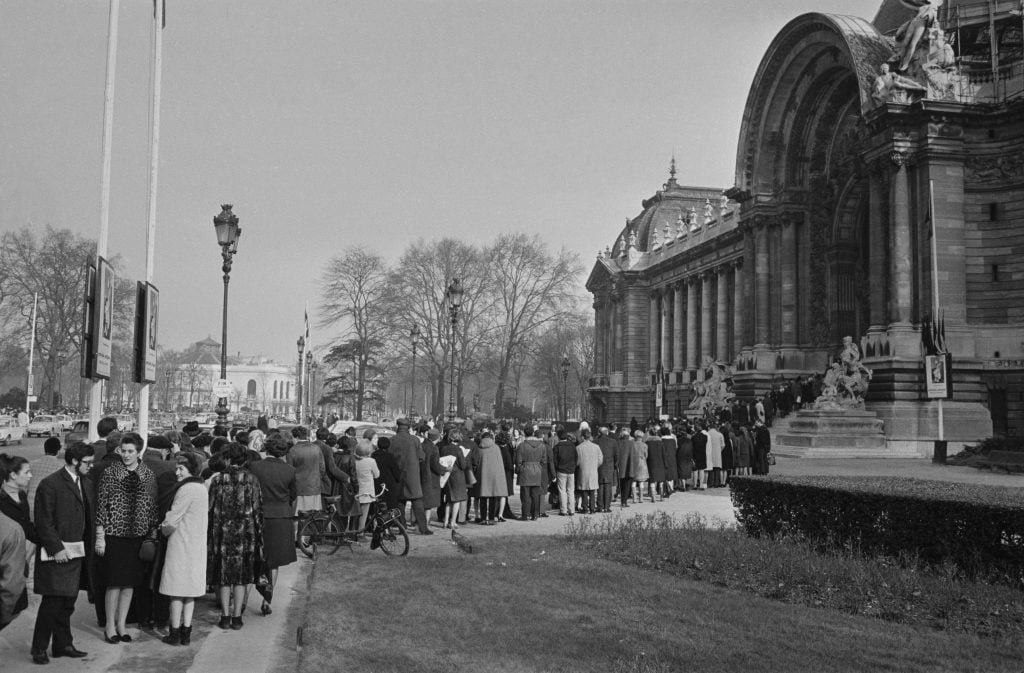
[485,233,583,415]
[319,247,391,420]
[0,226,134,409]
[382,238,495,419]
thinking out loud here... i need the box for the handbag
[138,538,157,563]
[767,452,776,466]
[465,467,477,487]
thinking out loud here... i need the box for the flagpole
[89,0,121,442]
[138,0,164,446]
[929,179,944,445]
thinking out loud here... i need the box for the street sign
[27,395,37,403]
[213,379,233,398]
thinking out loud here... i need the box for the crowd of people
[0,408,772,664]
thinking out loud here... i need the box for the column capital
[716,264,730,276]
[686,275,701,287]
[780,211,804,228]
[731,258,744,271]
[890,150,908,168]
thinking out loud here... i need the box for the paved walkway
[3,455,1019,671]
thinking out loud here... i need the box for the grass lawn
[299,534,1024,673]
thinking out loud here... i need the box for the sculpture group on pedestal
[688,356,736,416]
[813,336,873,410]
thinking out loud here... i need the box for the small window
[989,203,999,221]
[988,129,996,139]
[993,264,999,282]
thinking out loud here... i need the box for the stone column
[716,266,730,361]
[701,272,714,363]
[889,151,913,324]
[732,260,744,356]
[649,292,659,374]
[868,164,887,330]
[661,288,672,372]
[686,277,698,374]
[613,295,623,372]
[755,221,770,346]
[593,298,605,374]
[672,282,684,377]
[780,216,798,346]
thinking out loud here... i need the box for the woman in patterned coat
[206,443,264,631]
[94,433,158,644]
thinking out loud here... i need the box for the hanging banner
[924,353,952,399]
[90,257,114,380]
[81,263,96,379]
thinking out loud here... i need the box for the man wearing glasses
[29,442,96,665]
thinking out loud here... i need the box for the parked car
[55,414,75,431]
[65,420,90,446]
[27,414,63,437]
[114,413,136,432]
[0,416,26,446]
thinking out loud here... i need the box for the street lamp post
[163,369,171,411]
[296,336,305,425]
[310,360,319,420]
[213,205,241,434]
[445,279,464,425]
[410,325,421,417]
[560,355,571,422]
[305,351,313,425]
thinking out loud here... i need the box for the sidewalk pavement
[0,554,309,673]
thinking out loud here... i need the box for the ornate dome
[612,159,724,254]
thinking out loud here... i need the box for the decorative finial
[669,154,676,180]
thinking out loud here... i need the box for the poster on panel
[91,257,114,379]
[924,353,952,399]
[144,283,158,382]
[80,263,95,379]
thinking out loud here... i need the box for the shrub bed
[730,475,1024,584]
[566,512,1024,642]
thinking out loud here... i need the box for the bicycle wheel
[319,518,346,556]
[378,521,409,557]
[297,517,325,558]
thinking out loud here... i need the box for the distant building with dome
[163,337,297,416]
[587,0,1024,452]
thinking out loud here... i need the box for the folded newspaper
[40,541,86,561]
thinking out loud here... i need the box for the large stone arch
[734,13,892,199]
[732,13,892,352]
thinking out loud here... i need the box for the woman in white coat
[159,452,208,646]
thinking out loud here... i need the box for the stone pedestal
[867,400,993,457]
[773,409,915,458]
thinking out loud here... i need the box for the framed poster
[924,353,952,399]
[143,283,159,383]
[80,263,95,379]
[90,256,114,379]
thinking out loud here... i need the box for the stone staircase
[772,408,917,458]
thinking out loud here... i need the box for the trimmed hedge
[730,475,1024,583]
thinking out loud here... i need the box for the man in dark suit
[30,441,96,665]
[89,416,119,463]
[389,419,429,534]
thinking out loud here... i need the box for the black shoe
[230,616,243,631]
[539,512,549,518]
[420,529,434,535]
[31,650,49,665]
[161,627,181,646]
[52,646,87,658]
[218,616,231,630]
[102,633,121,645]
[118,634,132,643]
[180,625,192,645]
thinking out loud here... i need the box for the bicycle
[296,485,409,557]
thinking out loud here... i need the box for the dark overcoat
[419,439,446,510]
[33,468,94,597]
[645,436,666,482]
[612,437,633,480]
[388,430,424,500]
[595,435,617,484]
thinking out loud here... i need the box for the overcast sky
[1,0,884,363]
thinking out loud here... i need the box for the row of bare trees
[0,226,135,409]
[318,232,594,421]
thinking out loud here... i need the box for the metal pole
[411,338,417,416]
[138,0,163,446]
[26,293,37,419]
[215,264,230,433]
[448,308,457,423]
[89,0,120,442]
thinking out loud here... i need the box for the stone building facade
[587,0,1024,451]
